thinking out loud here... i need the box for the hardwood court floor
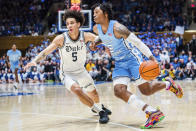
[0,81,196,131]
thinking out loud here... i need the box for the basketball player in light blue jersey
[7,44,22,89]
[92,3,183,129]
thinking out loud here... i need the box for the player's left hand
[89,42,98,51]
[24,62,37,70]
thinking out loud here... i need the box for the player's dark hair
[63,10,85,27]
[92,2,113,20]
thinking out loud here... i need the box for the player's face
[12,44,16,51]
[66,18,80,33]
[93,7,106,24]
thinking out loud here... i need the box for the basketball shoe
[164,77,183,98]
[99,110,109,124]
[141,108,165,129]
[91,104,112,115]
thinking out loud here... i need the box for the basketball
[139,60,160,80]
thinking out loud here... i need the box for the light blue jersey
[97,20,143,80]
[7,49,21,72]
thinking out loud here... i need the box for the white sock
[128,94,156,112]
[91,103,103,113]
[127,94,146,111]
[96,102,102,108]
[164,81,171,90]
[144,105,157,112]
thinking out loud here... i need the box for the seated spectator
[160,50,170,65]
[27,67,40,83]
[39,71,47,83]
[86,60,95,72]
[179,50,188,64]
[89,67,98,80]
[175,67,187,80]
[171,58,180,69]
[186,60,196,80]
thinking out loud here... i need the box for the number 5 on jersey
[72,52,77,62]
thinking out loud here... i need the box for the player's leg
[71,83,94,107]
[129,62,183,98]
[14,68,19,83]
[87,89,112,115]
[114,66,164,129]
[137,78,183,98]
[62,73,109,124]
[77,70,111,115]
[11,65,19,90]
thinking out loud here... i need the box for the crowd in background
[0,33,195,84]
[0,0,195,83]
[0,0,62,36]
[0,0,193,36]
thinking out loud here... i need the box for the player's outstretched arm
[113,22,156,62]
[24,35,64,70]
[84,32,102,51]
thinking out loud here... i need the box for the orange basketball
[139,60,160,80]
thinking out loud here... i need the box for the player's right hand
[24,62,37,70]
[89,42,98,51]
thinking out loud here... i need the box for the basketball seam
[140,66,159,74]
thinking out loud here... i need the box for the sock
[96,102,102,108]
[144,105,157,112]
[127,94,147,111]
[164,81,171,90]
[91,103,103,113]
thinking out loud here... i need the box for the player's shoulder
[113,22,126,31]
[52,34,65,47]
[113,21,130,38]
[16,49,21,53]
[7,49,12,55]
[8,49,13,52]
[93,25,98,34]
[54,34,64,40]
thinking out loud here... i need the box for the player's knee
[71,85,82,95]
[114,85,127,97]
[138,84,153,96]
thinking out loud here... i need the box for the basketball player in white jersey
[24,9,111,124]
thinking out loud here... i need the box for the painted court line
[0,111,142,131]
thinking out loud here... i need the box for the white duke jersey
[58,31,86,74]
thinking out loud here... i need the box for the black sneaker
[91,108,97,114]
[99,110,109,124]
[102,104,112,115]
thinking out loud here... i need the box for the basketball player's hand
[89,42,98,51]
[149,55,158,64]
[149,55,161,74]
[24,62,37,70]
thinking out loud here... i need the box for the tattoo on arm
[115,24,130,38]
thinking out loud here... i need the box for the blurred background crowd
[0,0,196,83]
[0,33,195,84]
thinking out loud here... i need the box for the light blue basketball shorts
[10,62,19,72]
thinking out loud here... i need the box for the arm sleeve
[125,33,152,58]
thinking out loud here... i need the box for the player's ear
[77,22,81,28]
[104,12,108,19]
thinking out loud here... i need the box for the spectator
[186,60,196,80]
[86,60,96,72]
